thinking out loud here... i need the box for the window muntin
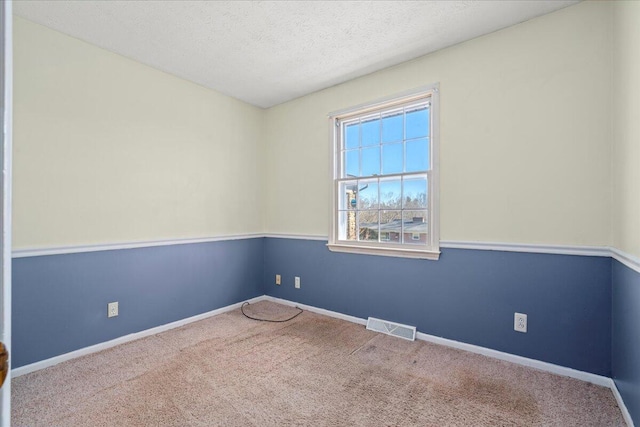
[329,87,440,259]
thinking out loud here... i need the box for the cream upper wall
[264,1,612,246]
[612,1,640,259]
[13,17,264,249]
[15,2,621,250]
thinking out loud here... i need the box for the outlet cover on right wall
[514,312,527,333]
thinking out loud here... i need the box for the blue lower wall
[12,238,264,368]
[12,236,620,381]
[612,260,640,425]
[264,238,612,376]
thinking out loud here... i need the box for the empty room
[1,0,638,425]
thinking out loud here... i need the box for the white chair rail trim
[12,234,640,274]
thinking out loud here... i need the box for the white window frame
[327,84,440,260]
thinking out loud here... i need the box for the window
[328,85,440,260]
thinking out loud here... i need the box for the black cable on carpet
[241,301,303,322]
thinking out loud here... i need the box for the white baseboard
[263,296,367,326]
[11,295,268,377]
[413,331,611,387]
[11,294,634,426]
[610,378,636,427]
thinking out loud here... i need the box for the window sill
[326,242,440,260]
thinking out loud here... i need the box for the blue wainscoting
[264,238,612,376]
[13,236,620,383]
[612,260,640,425]
[12,238,264,368]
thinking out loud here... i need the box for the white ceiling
[14,0,579,108]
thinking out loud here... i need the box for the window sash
[332,173,433,249]
[338,101,431,179]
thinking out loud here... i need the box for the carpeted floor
[12,300,625,426]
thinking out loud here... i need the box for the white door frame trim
[1,0,13,424]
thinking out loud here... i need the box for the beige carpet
[12,301,625,426]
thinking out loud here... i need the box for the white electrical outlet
[514,312,527,333]
[294,276,301,289]
[108,302,119,318]
[275,274,281,285]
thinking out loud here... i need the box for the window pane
[403,177,428,209]
[382,113,403,143]
[358,211,379,241]
[344,149,359,177]
[380,210,401,243]
[405,138,429,172]
[361,146,380,176]
[357,180,379,209]
[339,210,357,241]
[382,143,402,174]
[338,181,358,210]
[361,118,380,146]
[405,107,429,139]
[380,179,401,209]
[402,210,428,245]
[345,123,359,149]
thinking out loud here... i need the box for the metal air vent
[366,317,416,341]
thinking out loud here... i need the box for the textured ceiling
[14,1,579,108]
